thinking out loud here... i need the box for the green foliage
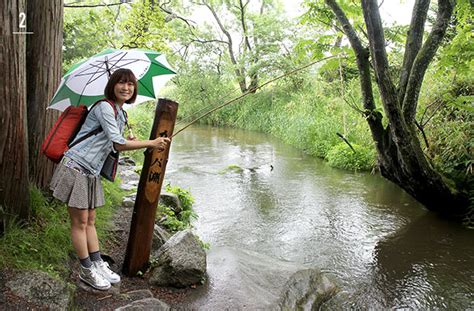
[436,0,474,82]
[0,181,125,277]
[63,1,171,72]
[326,142,376,171]
[119,0,172,51]
[123,101,157,165]
[63,7,117,72]
[419,74,473,194]
[157,184,197,232]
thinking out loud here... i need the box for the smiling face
[104,69,138,104]
[114,80,135,104]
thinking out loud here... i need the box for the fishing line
[174,83,244,127]
[171,54,341,138]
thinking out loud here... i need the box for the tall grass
[0,180,125,277]
[161,69,376,171]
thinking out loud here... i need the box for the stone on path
[5,270,72,310]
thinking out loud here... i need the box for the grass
[0,179,125,278]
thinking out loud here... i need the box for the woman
[50,68,170,290]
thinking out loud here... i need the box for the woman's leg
[87,208,121,284]
[86,209,100,253]
[68,207,90,260]
[69,207,111,290]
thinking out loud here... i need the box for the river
[164,125,473,309]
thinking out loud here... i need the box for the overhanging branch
[402,0,455,122]
[398,0,430,107]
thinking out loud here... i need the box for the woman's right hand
[150,137,171,150]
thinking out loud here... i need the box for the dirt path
[71,195,192,310]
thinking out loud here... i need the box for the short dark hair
[104,69,138,103]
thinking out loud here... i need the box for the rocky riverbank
[1,159,339,310]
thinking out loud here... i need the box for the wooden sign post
[123,99,178,276]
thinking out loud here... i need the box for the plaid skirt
[50,157,105,209]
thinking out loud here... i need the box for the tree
[63,0,170,69]
[161,0,291,93]
[27,0,63,189]
[0,0,30,231]
[318,0,469,217]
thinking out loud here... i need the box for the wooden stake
[123,99,178,276]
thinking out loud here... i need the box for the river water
[164,125,473,309]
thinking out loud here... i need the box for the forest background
[1,0,473,235]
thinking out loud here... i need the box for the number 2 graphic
[19,12,26,29]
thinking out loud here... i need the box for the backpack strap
[69,99,119,148]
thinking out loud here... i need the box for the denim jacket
[64,101,127,176]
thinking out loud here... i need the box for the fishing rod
[174,83,243,127]
[171,54,341,138]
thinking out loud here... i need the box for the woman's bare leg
[68,207,90,260]
[86,209,100,254]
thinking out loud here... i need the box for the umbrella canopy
[49,48,176,111]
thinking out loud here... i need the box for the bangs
[115,70,137,83]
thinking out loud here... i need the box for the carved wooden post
[123,99,178,276]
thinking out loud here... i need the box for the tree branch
[325,0,385,148]
[159,4,197,30]
[398,0,430,107]
[203,1,247,93]
[402,0,455,122]
[239,0,252,53]
[361,0,398,105]
[64,2,125,8]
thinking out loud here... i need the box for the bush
[326,142,376,171]
[157,184,197,232]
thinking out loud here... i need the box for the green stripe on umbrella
[49,49,176,111]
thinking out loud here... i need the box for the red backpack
[41,99,117,163]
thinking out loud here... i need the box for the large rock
[170,247,338,310]
[278,269,338,310]
[5,270,72,310]
[115,298,170,311]
[152,224,172,251]
[149,230,207,288]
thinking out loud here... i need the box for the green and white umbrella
[49,48,176,111]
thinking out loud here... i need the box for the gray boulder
[152,224,172,251]
[159,192,182,214]
[5,270,72,310]
[115,298,170,311]
[278,269,338,310]
[149,229,207,288]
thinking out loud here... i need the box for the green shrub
[326,142,376,171]
[157,184,197,232]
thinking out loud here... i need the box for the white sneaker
[79,265,111,290]
[93,260,121,284]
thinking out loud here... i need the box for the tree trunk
[0,0,30,231]
[27,0,63,189]
[326,0,469,219]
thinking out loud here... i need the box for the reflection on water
[165,125,474,309]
